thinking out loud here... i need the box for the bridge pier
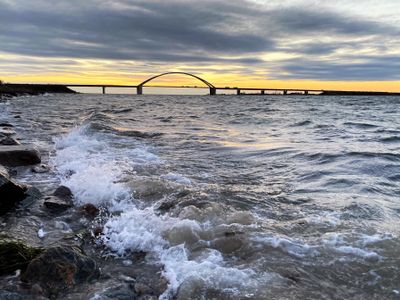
[283,90,288,95]
[237,89,241,95]
[137,85,143,95]
[210,87,216,95]
[102,86,106,94]
[261,90,265,95]
[304,90,309,95]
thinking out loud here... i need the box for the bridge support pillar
[304,90,309,95]
[283,90,288,95]
[102,86,106,94]
[209,87,216,95]
[237,89,241,95]
[261,90,265,95]
[137,85,143,95]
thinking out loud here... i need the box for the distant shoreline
[0,83,76,99]
[1,83,400,97]
[319,90,400,96]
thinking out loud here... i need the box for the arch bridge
[136,72,216,95]
[65,72,331,95]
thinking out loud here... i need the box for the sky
[0,0,400,91]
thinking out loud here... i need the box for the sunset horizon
[1,0,400,92]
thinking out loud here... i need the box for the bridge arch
[136,72,216,95]
[138,72,215,88]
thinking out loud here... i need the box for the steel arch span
[138,72,215,88]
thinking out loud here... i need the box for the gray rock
[31,164,50,173]
[0,237,43,276]
[0,145,41,167]
[53,186,73,200]
[0,136,20,145]
[44,196,73,213]
[0,166,27,215]
[0,128,15,137]
[44,186,74,213]
[93,284,138,300]
[21,246,100,297]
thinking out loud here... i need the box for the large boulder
[0,236,43,276]
[21,246,100,297]
[0,145,41,167]
[0,166,27,215]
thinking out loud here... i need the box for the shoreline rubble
[0,95,168,299]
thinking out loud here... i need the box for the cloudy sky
[1,0,399,91]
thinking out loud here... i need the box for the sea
[1,93,399,299]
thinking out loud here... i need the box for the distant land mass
[1,83,400,98]
[0,84,76,99]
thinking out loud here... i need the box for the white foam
[334,246,379,260]
[51,125,261,298]
[102,207,260,298]
[51,125,159,208]
[162,172,192,185]
[252,235,315,258]
[37,228,47,239]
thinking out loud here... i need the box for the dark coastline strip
[320,91,400,96]
[0,83,76,100]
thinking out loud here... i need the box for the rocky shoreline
[0,84,76,100]
[0,99,168,299]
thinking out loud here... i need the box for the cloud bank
[0,0,399,81]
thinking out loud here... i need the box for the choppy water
[1,94,400,299]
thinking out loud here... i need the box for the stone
[80,203,99,218]
[53,186,73,200]
[0,145,41,167]
[0,166,27,215]
[21,246,100,297]
[93,283,138,300]
[0,136,20,145]
[44,196,73,214]
[0,237,43,276]
[31,164,50,173]
[0,123,13,127]
[44,186,74,213]
[0,128,15,136]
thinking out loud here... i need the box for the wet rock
[31,164,50,173]
[0,145,41,167]
[134,283,153,296]
[44,186,74,213]
[0,128,16,137]
[80,203,99,218]
[0,123,13,127]
[210,236,245,254]
[21,246,100,297]
[0,237,43,275]
[0,166,27,215]
[0,290,47,300]
[18,187,42,210]
[53,186,73,200]
[44,196,73,213]
[92,226,103,237]
[0,136,20,145]
[0,291,26,300]
[93,283,138,300]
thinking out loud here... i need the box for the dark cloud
[264,8,399,36]
[0,0,399,80]
[274,56,400,81]
[0,0,272,62]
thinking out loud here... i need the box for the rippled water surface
[2,94,400,299]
